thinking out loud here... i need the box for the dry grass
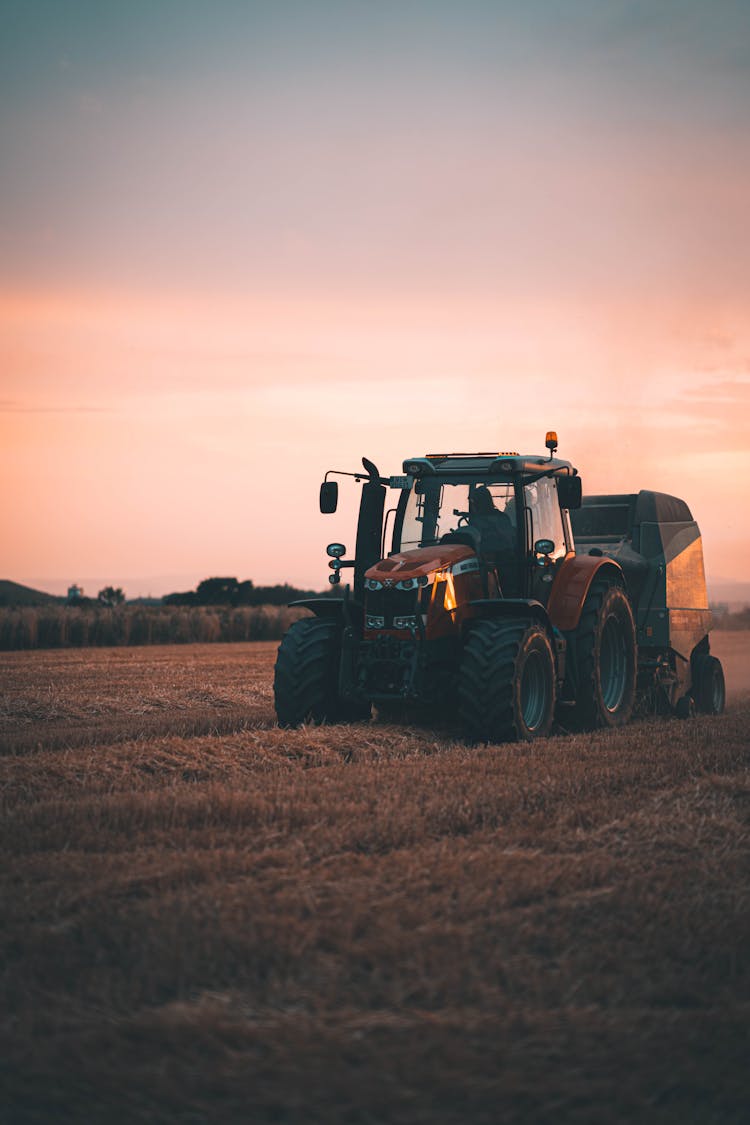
[0,603,307,650]
[0,643,278,754]
[1,637,749,1123]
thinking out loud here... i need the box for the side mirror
[534,538,555,567]
[558,476,582,509]
[319,480,338,514]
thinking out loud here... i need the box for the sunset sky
[2,1,749,597]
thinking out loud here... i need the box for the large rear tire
[569,580,636,729]
[458,619,556,744]
[274,618,370,727]
[693,653,725,715]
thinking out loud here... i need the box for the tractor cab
[384,451,579,609]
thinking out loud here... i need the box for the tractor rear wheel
[569,580,636,729]
[274,617,370,727]
[693,654,725,715]
[458,619,556,743]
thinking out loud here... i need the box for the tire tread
[273,618,339,727]
[458,619,554,743]
[568,579,636,729]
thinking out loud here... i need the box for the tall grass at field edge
[0,604,308,650]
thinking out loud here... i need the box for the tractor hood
[365,544,476,582]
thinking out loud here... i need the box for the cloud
[676,375,750,440]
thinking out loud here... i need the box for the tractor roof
[402,453,577,477]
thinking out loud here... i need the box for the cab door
[524,477,569,604]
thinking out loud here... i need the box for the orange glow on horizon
[2,280,749,598]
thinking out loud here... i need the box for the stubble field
[2,634,749,1123]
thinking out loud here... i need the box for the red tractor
[274,435,724,741]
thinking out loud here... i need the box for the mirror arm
[325,468,386,484]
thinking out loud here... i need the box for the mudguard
[467,597,550,626]
[546,555,625,632]
[289,597,363,627]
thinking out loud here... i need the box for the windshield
[397,478,517,551]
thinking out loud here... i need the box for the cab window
[524,478,566,561]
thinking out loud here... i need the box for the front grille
[365,586,419,628]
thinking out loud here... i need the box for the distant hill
[0,580,63,607]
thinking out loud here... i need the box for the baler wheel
[693,654,726,715]
[675,694,695,720]
[458,619,555,744]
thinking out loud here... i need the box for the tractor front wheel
[569,580,636,729]
[274,617,369,727]
[458,619,556,744]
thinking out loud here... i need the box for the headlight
[366,615,385,629]
[395,575,430,590]
[365,578,383,591]
[393,615,418,630]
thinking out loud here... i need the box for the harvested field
[1,636,749,1123]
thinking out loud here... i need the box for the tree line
[65,586,126,608]
[163,576,330,607]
